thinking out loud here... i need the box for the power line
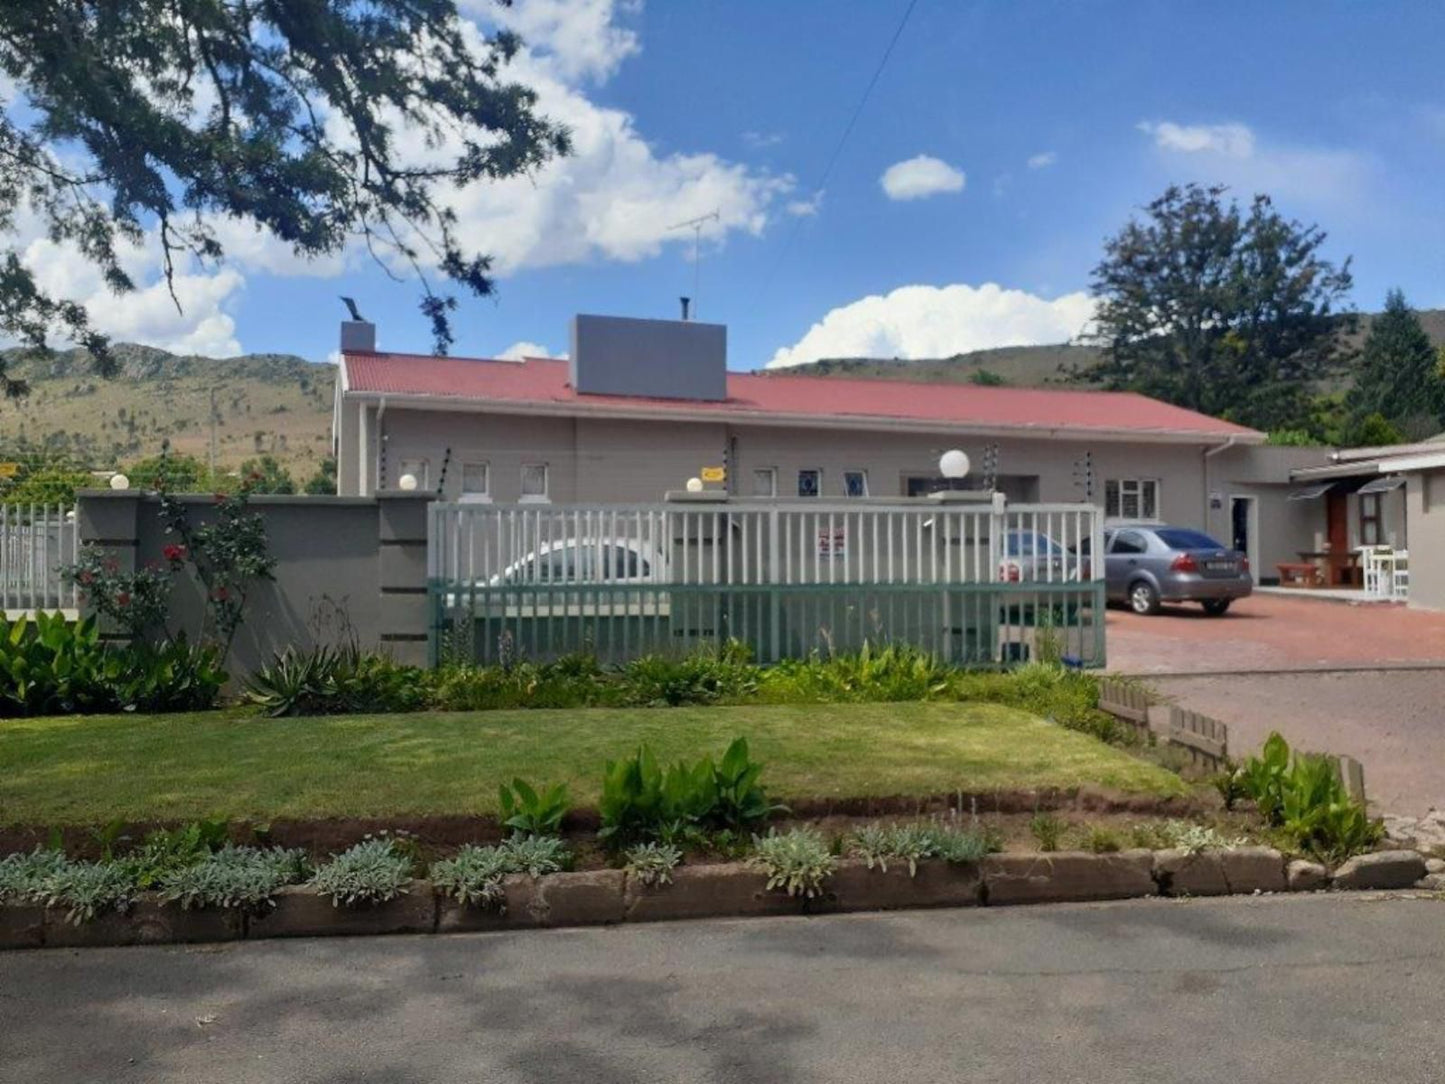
[758,0,921,297]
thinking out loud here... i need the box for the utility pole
[668,210,720,318]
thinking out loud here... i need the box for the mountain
[0,343,335,475]
[788,309,1445,390]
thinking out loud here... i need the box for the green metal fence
[427,497,1107,668]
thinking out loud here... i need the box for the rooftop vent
[569,313,726,401]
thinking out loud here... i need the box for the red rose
[79,570,94,585]
[212,586,229,601]
[163,543,186,562]
[116,592,131,607]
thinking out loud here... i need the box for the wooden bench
[1276,562,1323,588]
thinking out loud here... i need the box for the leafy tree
[1265,429,1319,447]
[1341,412,1404,449]
[304,455,338,496]
[1078,184,1354,431]
[1349,290,1445,435]
[0,0,569,397]
[124,451,212,492]
[968,368,1006,387]
[237,455,297,495]
[0,464,94,506]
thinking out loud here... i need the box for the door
[1325,491,1349,587]
[1229,496,1259,583]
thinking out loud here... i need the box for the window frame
[797,468,822,499]
[842,469,869,498]
[1360,491,1382,546]
[520,463,550,503]
[752,467,778,498]
[1104,477,1160,522]
[459,460,490,503]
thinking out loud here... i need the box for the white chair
[1391,550,1410,601]
[1359,546,1388,598]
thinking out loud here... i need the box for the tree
[304,455,338,496]
[1349,290,1445,436]
[238,455,296,494]
[124,451,212,492]
[1078,184,1354,431]
[1342,411,1404,449]
[0,0,569,398]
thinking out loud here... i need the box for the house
[333,311,1316,570]
[1286,437,1445,608]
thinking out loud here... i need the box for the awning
[1287,483,1334,501]
[1357,474,1406,495]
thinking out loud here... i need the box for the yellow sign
[700,466,727,483]
[0,463,18,479]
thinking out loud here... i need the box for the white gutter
[374,395,388,491]
[1204,435,1239,459]
[338,390,1265,447]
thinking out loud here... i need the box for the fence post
[74,490,143,641]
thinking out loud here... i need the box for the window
[460,462,489,501]
[752,467,778,497]
[1360,492,1382,546]
[397,457,429,490]
[520,464,549,502]
[1110,530,1148,555]
[1104,478,1159,521]
[797,469,821,498]
[1155,528,1225,551]
[843,470,868,498]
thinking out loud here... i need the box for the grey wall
[570,314,727,401]
[1404,470,1445,611]
[76,492,432,675]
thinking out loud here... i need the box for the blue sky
[26,0,1445,368]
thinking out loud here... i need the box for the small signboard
[0,462,18,479]
[700,466,727,483]
[817,526,847,560]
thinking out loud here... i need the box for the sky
[13,0,1445,370]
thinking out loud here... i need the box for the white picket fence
[0,503,79,617]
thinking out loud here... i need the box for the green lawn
[0,703,1183,826]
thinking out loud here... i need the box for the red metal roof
[342,352,1260,440]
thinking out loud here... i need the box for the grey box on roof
[569,313,727,401]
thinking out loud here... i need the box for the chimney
[680,296,691,321]
[340,319,376,354]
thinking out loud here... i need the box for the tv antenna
[668,210,720,318]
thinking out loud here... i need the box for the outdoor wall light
[109,473,130,490]
[939,449,970,479]
[398,473,419,491]
[685,477,704,493]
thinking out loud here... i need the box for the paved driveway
[1107,593,1445,675]
[1105,594,1445,816]
[5,897,1445,1083]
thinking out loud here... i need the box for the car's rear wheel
[1201,599,1232,616]
[1128,580,1161,615]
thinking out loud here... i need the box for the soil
[0,787,1230,866]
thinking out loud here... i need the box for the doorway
[1229,495,1259,582]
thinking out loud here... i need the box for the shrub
[1082,825,1124,853]
[751,828,835,898]
[0,614,225,717]
[122,820,229,888]
[430,837,571,910]
[0,848,68,902]
[159,846,308,911]
[624,842,682,886]
[849,821,995,875]
[36,859,137,925]
[244,645,428,717]
[759,642,951,703]
[498,779,570,838]
[309,839,414,906]
[598,738,781,845]
[1029,812,1065,852]
[1234,732,1383,862]
[959,662,1124,744]
[617,644,758,707]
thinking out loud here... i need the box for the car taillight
[1241,557,1250,572]
[1170,553,1198,573]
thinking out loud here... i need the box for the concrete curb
[0,848,1423,951]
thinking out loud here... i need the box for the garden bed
[1,847,1432,952]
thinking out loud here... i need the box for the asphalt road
[4,895,1445,1084]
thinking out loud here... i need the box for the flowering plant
[63,549,174,638]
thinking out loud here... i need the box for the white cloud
[742,130,785,149]
[1026,151,1057,169]
[767,283,1095,369]
[785,191,824,217]
[497,340,560,360]
[1138,121,1256,158]
[1136,119,1372,208]
[471,0,639,83]
[879,155,966,201]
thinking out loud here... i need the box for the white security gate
[0,504,79,617]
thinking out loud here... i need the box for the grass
[0,703,1184,826]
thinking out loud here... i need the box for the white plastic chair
[1358,547,1388,598]
[1391,550,1410,601]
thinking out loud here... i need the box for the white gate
[0,504,79,617]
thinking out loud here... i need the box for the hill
[788,309,1445,389]
[0,343,335,476]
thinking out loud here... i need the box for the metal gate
[427,498,1105,667]
[1,503,78,617]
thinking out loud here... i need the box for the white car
[445,538,670,617]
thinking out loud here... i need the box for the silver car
[1104,525,1252,616]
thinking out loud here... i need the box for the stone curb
[0,849,1430,951]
